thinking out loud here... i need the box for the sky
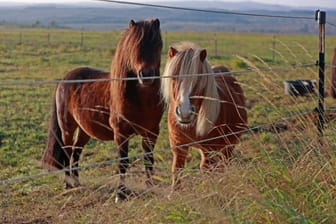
[0,0,334,9]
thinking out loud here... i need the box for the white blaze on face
[176,81,194,122]
[179,87,191,118]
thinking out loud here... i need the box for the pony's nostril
[191,106,195,113]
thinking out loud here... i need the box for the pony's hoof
[115,184,131,203]
[64,182,81,190]
[64,182,72,189]
[64,177,81,189]
[115,192,127,203]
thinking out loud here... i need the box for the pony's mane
[162,42,220,136]
[111,19,162,79]
[110,19,162,111]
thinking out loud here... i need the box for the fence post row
[315,10,326,135]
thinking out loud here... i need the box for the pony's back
[216,74,247,127]
[212,65,230,73]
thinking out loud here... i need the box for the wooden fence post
[19,32,22,45]
[329,48,336,98]
[214,32,218,57]
[272,34,276,62]
[80,28,84,46]
[47,27,50,45]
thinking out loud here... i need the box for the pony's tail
[41,95,65,170]
[329,48,336,98]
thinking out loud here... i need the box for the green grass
[1,28,336,223]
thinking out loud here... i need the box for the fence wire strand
[327,21,336,28]
[96,0,315,20]
[0,62,317,86]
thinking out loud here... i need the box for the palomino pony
[161,42,247,187]
[41,19,163,202]
[329,48,336,98]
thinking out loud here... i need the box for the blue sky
[0,0,334,9]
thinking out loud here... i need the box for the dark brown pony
[161,42,248,187]
[41,19,163,202]
[329,48,336,98]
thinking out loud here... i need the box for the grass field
[1,28,336,223]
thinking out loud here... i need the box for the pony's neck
[109,42,130,113]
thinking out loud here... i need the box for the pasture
[1,28,336,223]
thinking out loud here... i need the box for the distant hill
[0,1,335,34]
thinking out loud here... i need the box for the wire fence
[0,105,325,186]
[0,57,328,186]
[1,1,336,188]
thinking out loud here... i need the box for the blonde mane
[161,42,220,136]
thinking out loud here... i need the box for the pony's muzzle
[175,105,195,124]
[138,69,156,85]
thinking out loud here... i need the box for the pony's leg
[56,98,78,188]
[59,120,83,189]
[142,133,158,187]
[200,150,209,170]
[61,131,76,189]
[171,146,189,189]
[115,134,130,202]
[62,145,75,189]
[69,128,90,187]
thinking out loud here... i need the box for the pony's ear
[153,19,160,29]
[168,47,178,58]
[129,20,136,28]
[200,49,207,62]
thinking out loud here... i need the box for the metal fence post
[315,10,326,135]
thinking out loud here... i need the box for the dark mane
[110,19,162,112]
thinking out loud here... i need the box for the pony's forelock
[162,42,220,136]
